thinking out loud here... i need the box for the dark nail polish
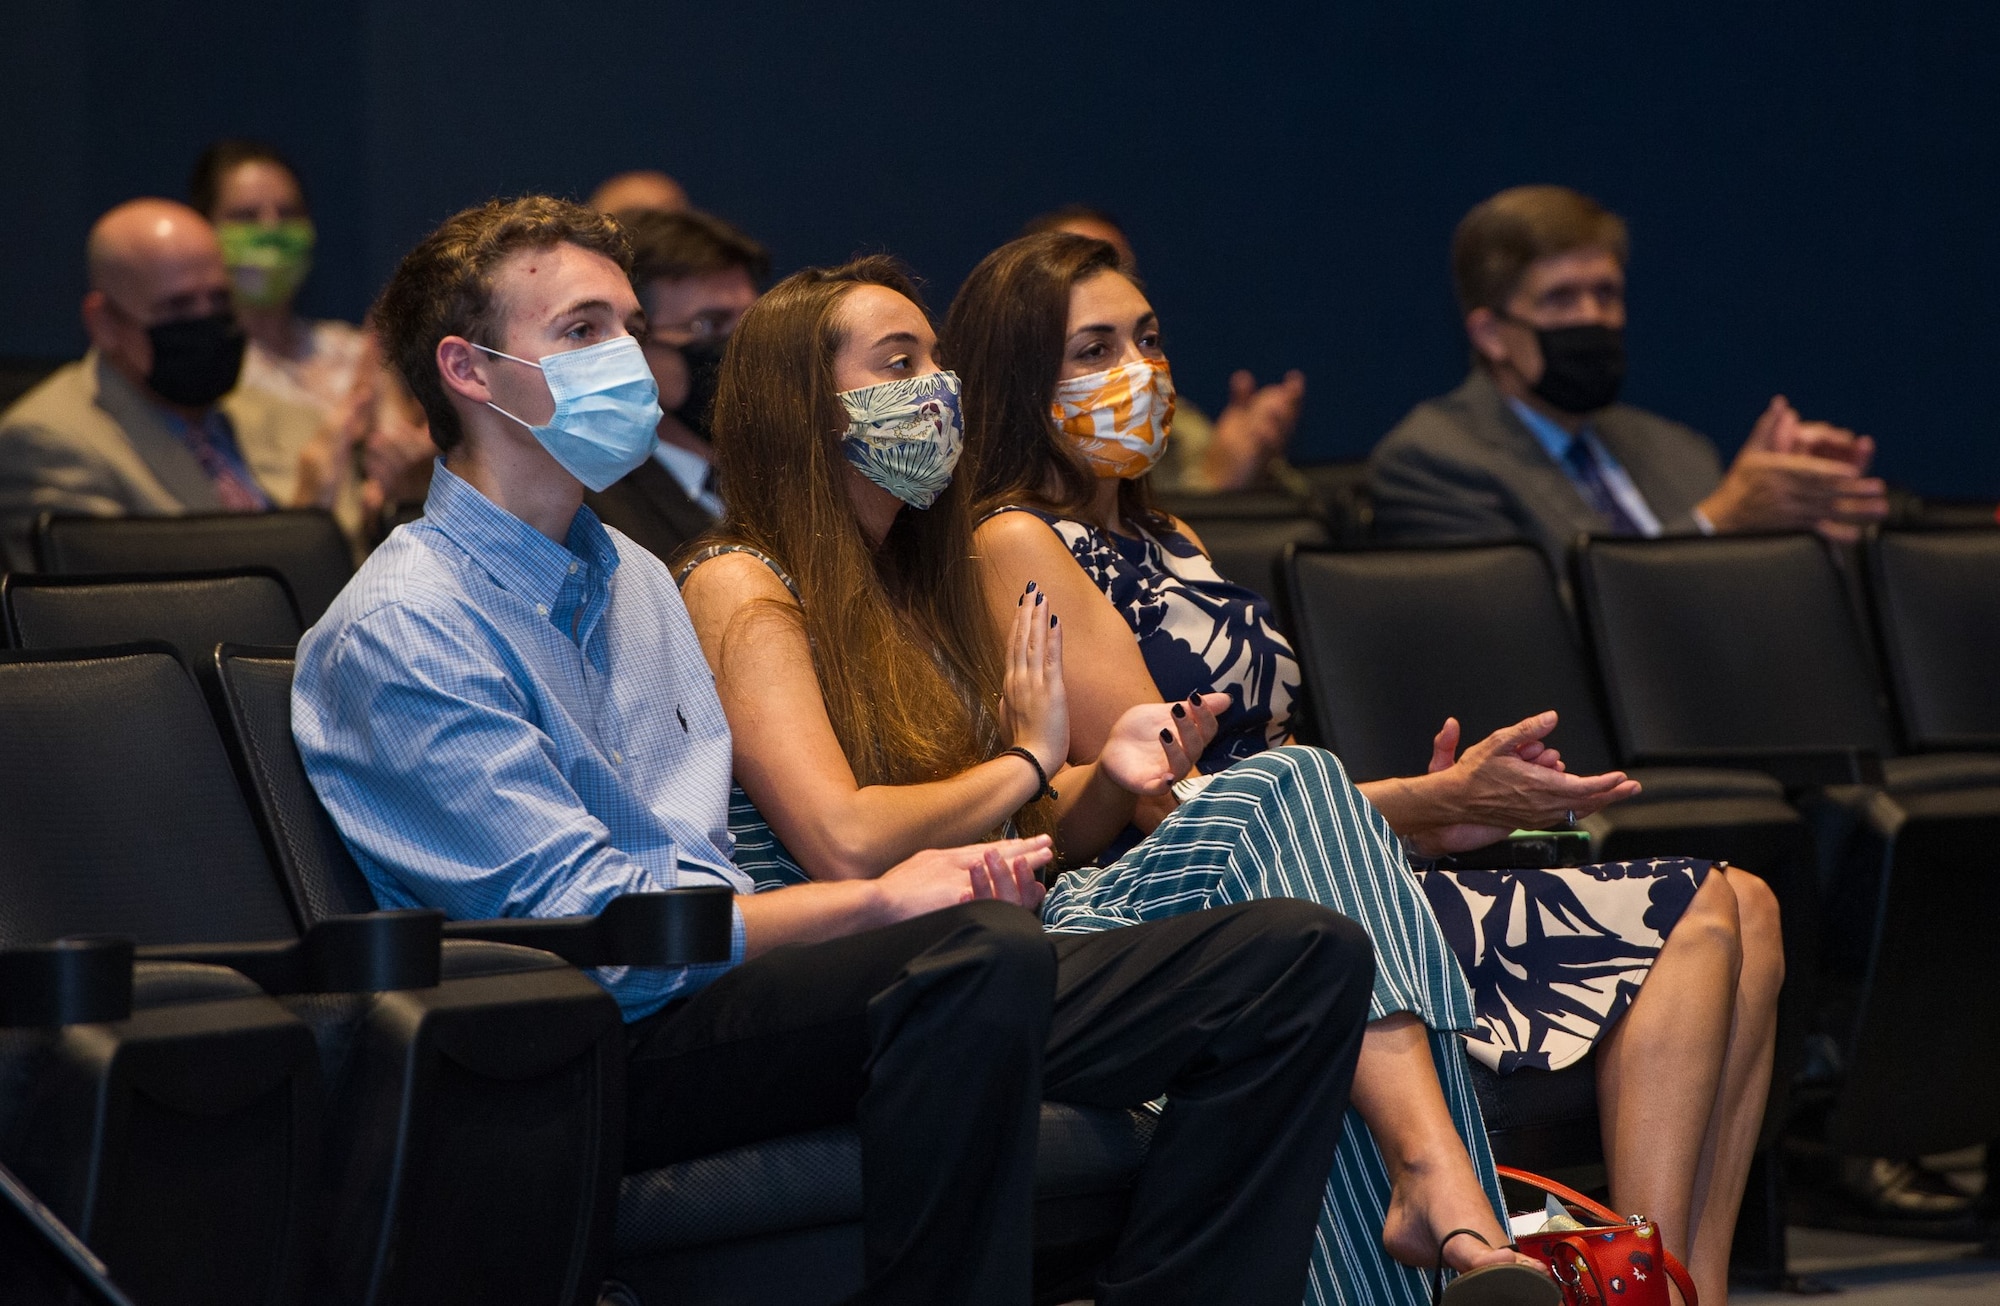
[1047,615,1055,628]
[1159,729,1173,744]
[1026,581,1037,593]
[1035,592,1044,605]
[1017,595,1023,605]
[1188,692,1201,704]
[1172,704,1186,718]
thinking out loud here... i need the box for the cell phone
[1435,828,1593,870]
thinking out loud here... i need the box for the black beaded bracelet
[999,746,1059,802]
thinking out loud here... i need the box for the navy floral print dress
[991,506,1715,1077]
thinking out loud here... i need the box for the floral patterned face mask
[837,369,964,509]
[1049,357,1176,479]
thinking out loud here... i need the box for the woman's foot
[1383,1154,1541,1276]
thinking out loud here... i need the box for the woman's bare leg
[1597,868,1743,1304]
[1681,869,1784,1299]
[1359,1013,1543,1276]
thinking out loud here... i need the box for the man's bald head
[81,198,236,403]
[87,198,230,316]
[587,170,689,215]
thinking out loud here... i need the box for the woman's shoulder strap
[977,503,1063,528]
[676,543,802,604]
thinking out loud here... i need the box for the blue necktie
[1563,433,1641,535]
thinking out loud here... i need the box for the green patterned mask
[217,219,316,309]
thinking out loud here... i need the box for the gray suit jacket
[0,351,324,570]
[1368,368,1725,573]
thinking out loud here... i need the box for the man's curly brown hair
[373,196,631,452]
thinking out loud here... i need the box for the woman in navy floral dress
[949,232,1783,1306]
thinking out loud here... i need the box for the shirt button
[568,562,579,575]
[535,603,549,617]
[611,750,624,764]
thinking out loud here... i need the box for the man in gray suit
[1369,185,1888,570]
[0,198,331,570]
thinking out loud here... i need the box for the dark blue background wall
[4,2,1995,495]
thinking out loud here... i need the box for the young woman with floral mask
[948,231,1784,1306]
[679,258,1572,1305]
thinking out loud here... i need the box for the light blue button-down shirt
[294,462,749,1020]
[1505,395,1664,537]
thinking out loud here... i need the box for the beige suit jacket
[0,351,330,570]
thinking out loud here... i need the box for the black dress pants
[624,897,1373,1306]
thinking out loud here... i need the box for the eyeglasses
[643,312,732,346]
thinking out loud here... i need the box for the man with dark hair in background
[1020,205,1308,495]
[584,208,767,561]
[1369,184,1889,568]
[0,198,342,570]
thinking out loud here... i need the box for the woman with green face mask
[190,139,434,528]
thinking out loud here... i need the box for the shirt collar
[650,439,712,501]
[422,461,621,608]
[1505,394,1589,464]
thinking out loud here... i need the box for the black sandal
[1431,1228,1562,1305]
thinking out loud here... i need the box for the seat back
[1865,529,2000,751]
[1573,534,1893,761]
[34,510,354,625]
[0,648,302,947]
[2,571,302,668]
[1283,543,1619,780]
[213,645,379,923]
[1295,459,1374,542]
[1156,490,1332,605]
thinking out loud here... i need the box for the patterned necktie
[179,414,271,513]
[1563,432,1641,535]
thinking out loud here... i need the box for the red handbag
[1497,1167,1698,1306]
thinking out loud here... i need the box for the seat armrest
[0,938,135,1026]
[439,887,736,968]
[135,910,443,995]
[1628,746,1884,790]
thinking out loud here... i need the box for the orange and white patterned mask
[1049,357,1177,479]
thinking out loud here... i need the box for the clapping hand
[998,583,1068,780]
[1203,369,1306,490]
[1098,691,1231,795]
[1407,713,1641,855]
[1700,396,1888,541]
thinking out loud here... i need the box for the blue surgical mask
[837,370,963,509]
[478,335,663,492]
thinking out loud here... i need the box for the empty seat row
[1281,529,2000,1177]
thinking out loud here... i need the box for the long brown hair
[699,256,1041,829]
[944,232,1166,528]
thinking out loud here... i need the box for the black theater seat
[1572,532,2000,1165]
[1155,488,1331,611]
[33,509,354,624]
[0,647,635,1306]
[211,646,1162,1306]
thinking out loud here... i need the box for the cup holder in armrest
[0,938,136,1027]
[440,887,737,968]
[136,910,445,995]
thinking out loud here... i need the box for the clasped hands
[1393,712,1642,857]
[1698,395,1888,540]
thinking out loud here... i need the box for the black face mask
[1521,322,1625,414]
[146,312,247,407]
[673,335,729,440]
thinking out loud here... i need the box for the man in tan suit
[0,198,340,570]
